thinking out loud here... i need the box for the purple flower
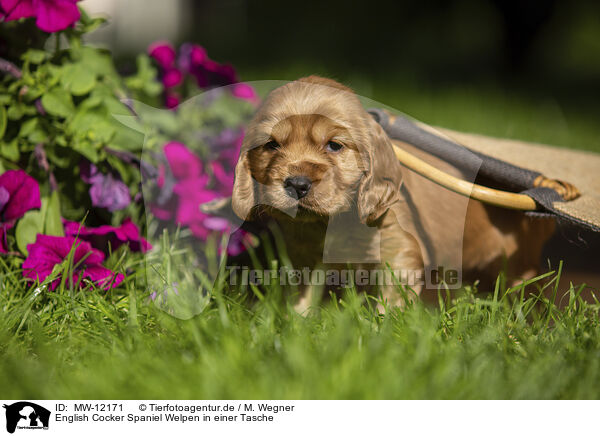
[22,234,124,290]
[80,161,131,212]
[148,41,176,68]
[0,169,41,253]
[0,0,81,33]
[63,218,152,254]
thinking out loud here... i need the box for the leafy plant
[0,3,255,291]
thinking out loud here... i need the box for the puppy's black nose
[284,176,312,199]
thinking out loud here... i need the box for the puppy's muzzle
[284,176,312,199]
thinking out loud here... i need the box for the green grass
[2,240,600,399]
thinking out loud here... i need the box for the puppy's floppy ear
[231,149,256,220]
[357,117,403,225]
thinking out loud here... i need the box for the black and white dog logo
[3,402,50,434]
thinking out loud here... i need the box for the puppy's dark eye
[326,141,343,152]
[265,140,280,150]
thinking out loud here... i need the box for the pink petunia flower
[152,142,243,249]
[0,169,41,253]
[0,0,81,33]
[152,142,203,222]
[224,229,250,257]
[162,68,183,88]
[63,217,152,254]
[172,176,225,239]
[148,41,176,68]
[22,234,124,290]
[189,45,207,67]
[231,83,259,104]
[163,141,203,180]
[210,161,234,196]
[165,92,180,109]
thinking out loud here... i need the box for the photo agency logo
[3,402,50,433]
[114,80,479,318]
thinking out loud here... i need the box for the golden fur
[231,76,555,309]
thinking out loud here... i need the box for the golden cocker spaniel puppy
[230,76,555,309]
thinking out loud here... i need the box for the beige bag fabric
[438,128,600,231]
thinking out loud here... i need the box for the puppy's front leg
[376,203,425,308]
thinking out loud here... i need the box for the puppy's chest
[276,214,383,267]
[277,220,327,267]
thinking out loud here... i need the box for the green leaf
[125,54,162,96]
[41,89,75,118]
[27,128,47,144]
[7,104,24,120]
[44,191,64,237]
[0,138,20,161]
[0,106,6,140]
[22,49,49,64]
[18,117,38,137]
[80,94,104,110]
[16,210,43,255]
[70,108,116,142]
[61,63,97,96]
[72,138,99,162]
[75,46,115,78]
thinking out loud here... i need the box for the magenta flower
[165,93,180,109]
[63,218,152,254]
[148,41,183,104]
[151,142,242,245]
[150,42,260,109]
[226,230,250,257]
[172,176,228,239]
[189,45,206,66]
[80,161,131,212]
[162,68,183,88]
[191,56,238,88]
[231,83,258,103]
[0,170,41,223]
[152,142,202,221]
[210,161,234,196]
[0,169,41,253]
[22,234,124,290]
[0,0,81,33]
[163,141,203,180]
[148,41,176,68]
[203,129,242,196]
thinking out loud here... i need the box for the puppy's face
[233,76,402,225]
[245,113,363,220]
